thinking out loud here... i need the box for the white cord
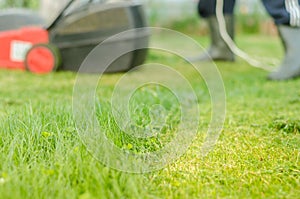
[216,0,277,72]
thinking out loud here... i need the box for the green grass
[0,34,299,199]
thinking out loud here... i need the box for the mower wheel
[25,43,61,74]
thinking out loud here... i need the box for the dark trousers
[198,0,300,26]
[198,0,236,18]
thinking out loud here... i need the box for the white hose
[216,0,278,71]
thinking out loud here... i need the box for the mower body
[0,27,48,70]
[0,1,149,73]
[49,1,149,73]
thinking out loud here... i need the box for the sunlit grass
[0,34,299,199]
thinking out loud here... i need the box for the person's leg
[262,0,300,80]
[198,0,236,18]
[198,0,217,18]
[192,0,236,62]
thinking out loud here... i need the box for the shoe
[189,15,235,62]
[268,25,300,81]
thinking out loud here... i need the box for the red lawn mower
[0,0,149,74]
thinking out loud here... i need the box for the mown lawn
[0,34,299,199]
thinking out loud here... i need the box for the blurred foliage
[1,0,39,9]
[154,13,272,36]
[236,12,262,34]
[166,16,203,35]
[146,0,271,35]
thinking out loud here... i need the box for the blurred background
[0,0,277,36]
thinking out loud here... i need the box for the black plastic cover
[0,8,45,31]
[49,1,149,73]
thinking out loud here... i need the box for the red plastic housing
[0,27,49,70]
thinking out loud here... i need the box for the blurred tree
[22,0,35,7]
[2,0,38,8]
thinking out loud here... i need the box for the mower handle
[46,0,76,30]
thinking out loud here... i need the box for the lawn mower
[0,0,149,74]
